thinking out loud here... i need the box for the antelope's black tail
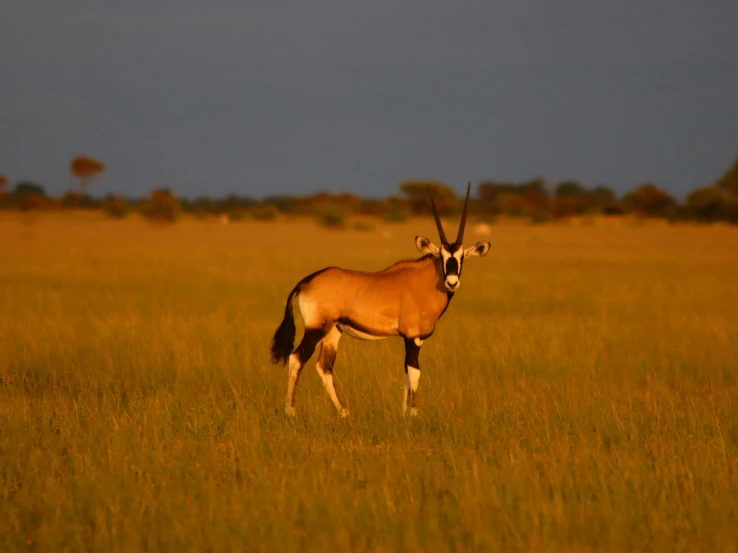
[270,284,300,365]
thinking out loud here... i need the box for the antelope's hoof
[285,406,296,417]
[339,408,350,418]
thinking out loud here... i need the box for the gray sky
[2,1,737,200]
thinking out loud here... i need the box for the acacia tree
[70,156,105,205]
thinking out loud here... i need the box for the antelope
[270,182,490,417]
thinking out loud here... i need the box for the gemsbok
[270,182,490,417]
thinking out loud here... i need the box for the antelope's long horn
[455,181,471,245]
[428,186,448,245]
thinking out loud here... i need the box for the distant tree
[551,180,589,216]
[590,185,616,205]
[519,178,550,211]
[684,186,738,223]
[496,191,526,216]
[381,203,411,222]
[0,175,8,201]
[623,184,677,218]
[218,193,258,213]
[586,185,621,215]
[313,204,348,228]
[249,204,280,221]
[334,192,362,213]
[356,198,385,216]
[186,196,217,218]
[14,182,46,197]
[141,188,182,223]
[684,187,724,222]
[8,182,46,211]
[478,180,519,202]
[263,195,299,214]
[400,180,458,215]
[70,156,105,205]
[555,180,587,199]
[102,194,129,219]
[60,191,100,209]
[714,154,738,197]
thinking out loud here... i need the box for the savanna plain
[1,213,737,552]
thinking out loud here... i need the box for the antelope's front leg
[403,337,422,416]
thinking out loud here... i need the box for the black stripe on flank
[337,317,396,339]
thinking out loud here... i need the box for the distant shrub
[529,210,553,224]
[381,206,410,223]
[353,220,375,232]
[314,205,348,228]
[141,189,182,223]
[601,203,627,216]
[192,209,211,220]
[103,196,129,219]
[19,194,46,211]
[249,204,279,221]
[227,209,248,222]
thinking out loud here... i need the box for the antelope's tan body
[300,255,450,340]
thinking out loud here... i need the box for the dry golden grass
[1,212,737,552]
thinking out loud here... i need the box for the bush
[192,209,211,220]
[381,206,410,223]
[249,204,279,221]
[103,196,129,219]
[19,194,46,211]
[601,202,626,216]
[682,187,737,223]
[227,209,248,222]
[529,210,553,224]
[313,205,348,228]
[352,220,375,232]
[141,189,182,223]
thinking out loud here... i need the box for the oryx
[270,182,490,417]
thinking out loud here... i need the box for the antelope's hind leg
[285,328,325,416]
[403,337,422,417]
[316,326,349,417]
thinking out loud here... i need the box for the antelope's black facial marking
[439,243,465,291]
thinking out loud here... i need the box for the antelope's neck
[421,255,453,303]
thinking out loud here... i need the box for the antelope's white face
[415,237,490,292]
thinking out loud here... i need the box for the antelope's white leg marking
[404,365,421,417]
[414,338,423,347]
[316,327,349,417]
[285,352,301,416]
[317,364,349,417]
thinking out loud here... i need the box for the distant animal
[270,183,491,417]
[473,222,491,236]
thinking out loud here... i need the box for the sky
[1,1,737,200]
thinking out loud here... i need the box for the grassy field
[1,212,737,552]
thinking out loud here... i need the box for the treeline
[1,154,737,225]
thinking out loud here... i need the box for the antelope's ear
[415,236,440,256]
[464,241,490,258]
